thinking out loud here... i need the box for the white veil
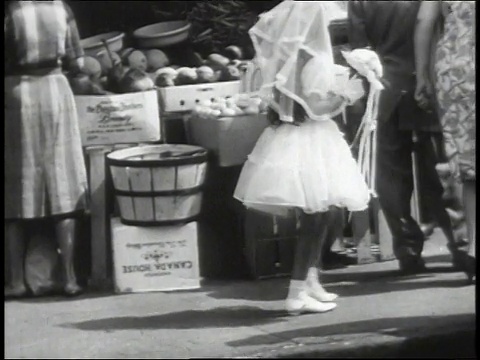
[249,0,343,122]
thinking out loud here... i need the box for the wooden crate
[197,162,250,279]
[243,210,298,280]
[85,143,142,290]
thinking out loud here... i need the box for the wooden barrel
[107,144,208,226]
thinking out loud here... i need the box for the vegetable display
[187,0,258,59]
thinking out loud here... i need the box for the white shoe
[285,292,337,316]
[307,288,339,303]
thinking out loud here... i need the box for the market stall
[63,0,395,293]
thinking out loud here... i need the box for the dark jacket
[348,1,440,132]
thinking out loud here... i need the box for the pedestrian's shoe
[463,255,476,285]
[399,257,427,275]
[322,252,357,269]
[4,285,30,300]
[64,284,83,298]
[447,243,468,270]
[420,222,437,239]
[285,291,337,316]
[451,251,476,285]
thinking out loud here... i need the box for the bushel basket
[107,144,208,226]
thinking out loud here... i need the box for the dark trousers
[375,102,445,261]
[419,132,447,223]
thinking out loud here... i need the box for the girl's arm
[414,1,442,107]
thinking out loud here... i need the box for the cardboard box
[158,81,241,113]
[75,90,161,147]
[111,218,200,293]
[187,113,269,167]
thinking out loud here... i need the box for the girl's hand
[344,77,367,105]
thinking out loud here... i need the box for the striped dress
[4,0,88,219]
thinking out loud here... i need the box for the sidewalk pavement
[5,230,476,359]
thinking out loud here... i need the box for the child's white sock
[306,267,338,302]
[286,279,306,300]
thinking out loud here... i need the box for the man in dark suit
[347,1,455,273]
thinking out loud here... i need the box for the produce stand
[72,1,397,290]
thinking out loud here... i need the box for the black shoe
[399,258,427,275]
[452,251,476,285]
[420,222,436,239]
[322,253,349,270]
[328,252,358,265]
[464,255,476,285]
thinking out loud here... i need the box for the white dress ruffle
[233,118,371,217]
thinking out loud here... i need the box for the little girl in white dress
[234,0,373,315]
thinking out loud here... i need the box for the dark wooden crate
[243,210,298,279]
[197,161,250,279]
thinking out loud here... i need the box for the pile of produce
[69,42,250,95]
[69,42,156,95]
[192,94,268,118]
[156,49,249,88]
[188,0,258,59]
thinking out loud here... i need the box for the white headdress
[249,0,343,122]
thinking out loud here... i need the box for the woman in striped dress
[5,0,88,297]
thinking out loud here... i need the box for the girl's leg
[5,221,28,296]
[286,210,337,315]
[54,217,82,294]
[303,211,338,302]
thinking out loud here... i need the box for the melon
[175,67,198,85]
[119,68,155,93]
[196,66,215,83]
[124,50,148,72]
[223,45,244,60]
[83,56,102,80]
[143,49,170,72]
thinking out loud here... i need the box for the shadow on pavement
[204,265,468,302]
[226,313,476,352]
[11,289,121,304]
[62,306,288,331]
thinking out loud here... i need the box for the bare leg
[303,211,339,302]
[286,210,337,315]
[5,221,28,296]
[55,217,81,294]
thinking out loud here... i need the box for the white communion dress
[233,66,371,217]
